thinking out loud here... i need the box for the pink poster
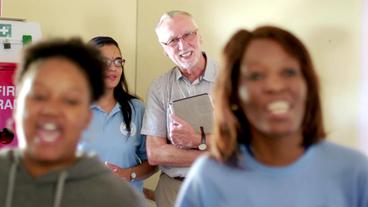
[0,62,17,148]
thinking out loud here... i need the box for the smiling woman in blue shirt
[175,26,368,207]
[79,36,156,192]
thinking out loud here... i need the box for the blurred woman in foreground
[0,38,146,207]
[176,26,368,207]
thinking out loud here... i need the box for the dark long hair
[212,26,325,166]
[89,36,137,132]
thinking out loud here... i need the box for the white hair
[155,10,198,39]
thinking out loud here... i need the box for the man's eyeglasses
[161,30,198,47]
[103,57,126,68]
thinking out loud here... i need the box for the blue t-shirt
[176,141,368,207]
[79,99,147,191]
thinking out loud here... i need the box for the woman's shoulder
[0,149,10,168]
[317,141,366,158]
[69,157,146,206]
[190,154,225,175]
[129,98,145,113]
[0,149,21,176]
[0,148,21,161]
[129,98,144,108]
[314,140,368,168]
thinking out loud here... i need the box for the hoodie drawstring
[54,171,68,207]
[5,151,69,207]
[5,151,19,207]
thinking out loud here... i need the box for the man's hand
[169,114,200,148]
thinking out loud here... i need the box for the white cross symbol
[0,26,10,35]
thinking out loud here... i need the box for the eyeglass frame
[103,57,126,69]
[161,29,198,47]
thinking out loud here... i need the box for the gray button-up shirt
[141,53,218,177]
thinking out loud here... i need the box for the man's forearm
[148,142,203,167]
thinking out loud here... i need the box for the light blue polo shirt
[79,99,147,191]
[176,141,368,207]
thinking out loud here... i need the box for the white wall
[3,0,138,92]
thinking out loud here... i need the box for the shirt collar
[174,52,217,83]
[90,102,121,114]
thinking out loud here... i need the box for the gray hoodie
[0,149,147,207]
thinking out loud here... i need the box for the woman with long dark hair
[79,36,156,192]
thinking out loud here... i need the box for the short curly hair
[16,38,105,102]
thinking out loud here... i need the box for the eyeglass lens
[104,58,125,68]
[165,30,197,46]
